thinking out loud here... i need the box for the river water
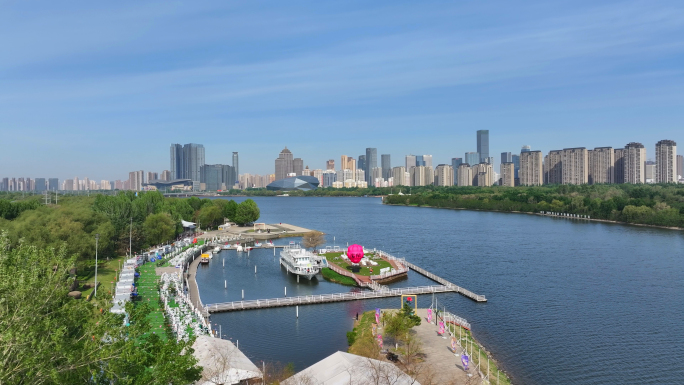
[195,197,684,384]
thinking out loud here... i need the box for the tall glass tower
[381,154,391,179]
[365,148,377,184]
[477,130,490,163]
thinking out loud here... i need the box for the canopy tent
[283,351,419,385]
[192,336,262,385]
[181,220,196,229]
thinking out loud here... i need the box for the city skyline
[2,1,684,179]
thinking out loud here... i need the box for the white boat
[280,244,321,280]
[213,246,221,253]
[253,242,262,247]
[236,244,243,252]
[221,244,231,250]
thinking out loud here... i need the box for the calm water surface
[196,197,684,384]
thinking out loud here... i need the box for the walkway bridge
[206,285,456,313]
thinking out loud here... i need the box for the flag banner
[439,321,445,335]
[375,308,381,324]
[372,324,377,336]
[427,308,432,323]
[451,337,457,352]
[377,334,383,348]
[461,355,469,370]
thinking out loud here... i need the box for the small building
[283,351,419,385]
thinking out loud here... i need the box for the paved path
[412,308,470,385]
[187,255,205,315]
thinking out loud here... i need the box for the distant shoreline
[383,203,684,231]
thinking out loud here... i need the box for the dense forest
[0,191,259,271]
[384,184,684,228]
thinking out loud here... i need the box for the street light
[94,233,100,298]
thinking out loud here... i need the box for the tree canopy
[233,199,260,226]
[0,232,201,384]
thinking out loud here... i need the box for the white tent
[192,336,262,385]
[182,220,196,229]
[283,351,419,385]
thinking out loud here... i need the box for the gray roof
[283,351,419,385]
[266,175,320,191]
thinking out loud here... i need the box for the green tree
[0,232,201,384]
[143,213,176,246]
[233,199,260,226]
[198,205,223,230]
[223,200,238,222]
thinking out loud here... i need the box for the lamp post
[94,233,100,298]
[129,217,133,258]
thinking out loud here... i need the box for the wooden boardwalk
[206,285,456,313]
[402,260,487,302]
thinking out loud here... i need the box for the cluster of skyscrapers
[4,134,682,194]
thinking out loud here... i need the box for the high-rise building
[457,164,472,186]
[501,152,512,164]
[435,164,454,186]
[170,143,205,181]
[100,180,112,190]
[275,147,294,180]
[160,170,172,181]
[425,155,433,169]
[405,155,416,170]
[451,158,462,185]
[48,178,58,191]
[472,163,493,186]
[624,142,646,184]
[371,167,383,186]
[147,172,158,182]
[645,161,656,183]
[677,155,684,180]
[381,154,391,179]
[170,143,183,179]
[410,166,428,186]
[477,130,489,163]
[232,152,239,177]
[511,154,520,181]
[561,148,588,185]
[128,171,144,191]
[465,152,479,166]
[365,148,377,184]
[355,169,365,183]
[655,140,677,183]
[392,167,406,186]
[545,150,563,184]
[326,159,335,170]
[293,158,304,176]
[200,164,236,191]
[322,170,336,187]
[521,145,531,153]
[520,151,543,186]
[614,149,626,184]
[1,178,8,191]
[358,155,366,173]
[500,163,514,186]
[62,179,73,191]
[34,178,46,192]
[588,147,614,184]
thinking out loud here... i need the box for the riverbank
[384,203,684,231]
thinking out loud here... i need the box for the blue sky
[1,1,683,180]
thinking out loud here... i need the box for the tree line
[384,183,684,228]
[0,192,260,272]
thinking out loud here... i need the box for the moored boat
[279,244,321,280]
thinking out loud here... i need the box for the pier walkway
[403,260,487,302]
[206,285,456,313]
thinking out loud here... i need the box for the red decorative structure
[347,244,364,264]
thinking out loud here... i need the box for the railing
[403,260,487,302]
[206,285,456,312]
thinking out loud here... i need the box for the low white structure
[193,336,262,385]
[283,351,419,385]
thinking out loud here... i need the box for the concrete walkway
[411,308,471,385]
[187,255,205,315]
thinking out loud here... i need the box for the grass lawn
[135,263,169,341]
[325,252,393,276]
[321,268,358,286]
[78,255,128,294]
